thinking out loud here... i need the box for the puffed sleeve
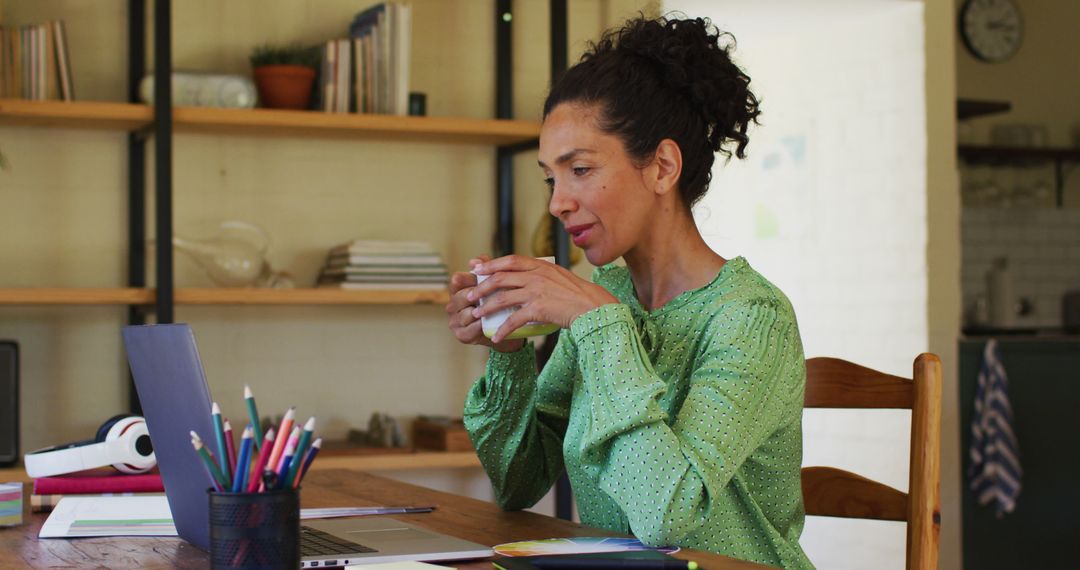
[463,329,578,510]
[569,299,803,546]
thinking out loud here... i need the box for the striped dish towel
[969,339,1022,517]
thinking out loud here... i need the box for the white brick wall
[670,2,927,568]
[962,207,1080,327]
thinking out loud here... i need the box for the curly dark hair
[543,14,761,209]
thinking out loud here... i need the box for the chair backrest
[802,354,942,570]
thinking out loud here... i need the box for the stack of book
[0,483,21,526]
[317,240,448,290]
[30,471,164,513]
[0,21,75,101]
[319,2,411,115]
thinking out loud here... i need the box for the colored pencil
[244,385,264,451]
[275,427,299,473]
[285,417,315,488]
[248,428,276,493]
[190,431,228,491]
[223,419,237,479]
[275,451,294,491]
[294,437,322,489]
[265,407,295,477]
[231,426,254,493]
[211,403,231,488]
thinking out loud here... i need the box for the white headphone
[24,414,157,478]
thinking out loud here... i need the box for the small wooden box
[412,418,472,452]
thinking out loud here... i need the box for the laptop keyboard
[300,525,378,557]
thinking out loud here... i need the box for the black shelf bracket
[547,0,574,523]
[153,0,174,324]
[126,0,147,414]
[492,0,574,520]
[494,0,515,257]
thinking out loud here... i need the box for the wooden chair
[802,354,942,570]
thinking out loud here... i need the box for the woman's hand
[468,255,619,344]
[446,255,525,353]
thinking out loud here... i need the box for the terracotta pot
[253,65,316,110]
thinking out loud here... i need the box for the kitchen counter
[959,338,1080,569]
[961,326,1080,340]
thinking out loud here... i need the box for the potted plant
[249,43,320,110]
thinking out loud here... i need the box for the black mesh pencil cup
[208,488,300,570]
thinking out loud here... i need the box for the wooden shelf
[310,451,481,472]
[958,144,1080,207]
[0,450,480,483]
[173,106,540,144]
[0,288,153,305]
[0,98,540,145]
[0,287,449,306]
[957,98,1011,121]
[958,144,1080,164]
[174,287,449,305]
[0,99,149,131]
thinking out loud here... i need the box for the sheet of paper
[39,495,177,538]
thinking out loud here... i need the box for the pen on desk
[232,426,254,493]
[265,407,295,478]
[368,506,436,515]
[248,428,276,493]
[294,437,321,489]
[243,385,263,450]
[285,417,315,488]
[530,558,698,570]
[190,431,228,491]
[211,403,232,488]
[223,418,237,479]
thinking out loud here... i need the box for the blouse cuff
[570,303,634,343]
[464,342,537,414]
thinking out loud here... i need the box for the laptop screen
[123,323,217,550]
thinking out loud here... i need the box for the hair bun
[544,13,761,208]
[603,16,758,156]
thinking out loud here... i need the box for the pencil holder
[208,488,299,570]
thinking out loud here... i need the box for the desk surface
[0,469,771,569]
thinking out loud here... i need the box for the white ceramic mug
[475,256,560,340]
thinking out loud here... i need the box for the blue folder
[123,323,217,550]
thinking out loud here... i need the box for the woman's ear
[652,139,682,196]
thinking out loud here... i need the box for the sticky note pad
[0,482,23,526]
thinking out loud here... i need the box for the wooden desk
[0,470,771,569]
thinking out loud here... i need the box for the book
[336,37,351,113]
[0,20,73,101]
[31,492,164,513]
[319,274,447,284]
[319,281,447,291]
[348,2,410,115]
[0,482,21,526]
[326,253,445,267]
[53,20,74,101]
[33,472,165,495]
[321,265,448,276]
[329,239,437,255]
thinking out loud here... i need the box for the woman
[445,15,813,569]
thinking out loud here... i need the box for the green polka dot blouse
[464,257,814,569]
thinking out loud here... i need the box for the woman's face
[538,102,659,267]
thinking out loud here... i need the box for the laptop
[122,323,493,568]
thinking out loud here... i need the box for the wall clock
[960,0,1024,62]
